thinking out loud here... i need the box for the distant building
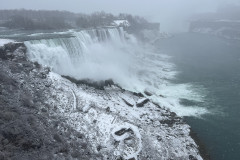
[111,20,130,27]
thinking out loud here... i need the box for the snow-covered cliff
[0,42,203,159]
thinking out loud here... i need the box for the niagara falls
[0,1,240,160]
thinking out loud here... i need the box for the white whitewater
[25,27,208,117]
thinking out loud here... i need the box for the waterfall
[24,27,131,80]
[24,27,208,117]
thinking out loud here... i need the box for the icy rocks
[122,98,134,107]
[144,90,153,96]
[0,42,26,60]
[136,98,150,107]
[121,95,135,107]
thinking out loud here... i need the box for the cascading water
[25,28,126,79]
[25,27,208,117]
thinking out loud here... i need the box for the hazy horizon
[1,0,240,31]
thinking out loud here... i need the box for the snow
[112,20,130,27]
[70,89,77,110]
[0,39,14,47]
[46,71,203,159]
[111,123,142,159]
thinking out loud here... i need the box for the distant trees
[4,15,35,29]
[117,13,160,33]
[76,11,115,28]
[2,15,69,30]
[0,9,159,31]
[0,9,74,30]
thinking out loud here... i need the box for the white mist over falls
[24,27,207,117]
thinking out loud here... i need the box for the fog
[1,0,239,32]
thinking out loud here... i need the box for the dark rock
[97,145,102,151]
[76,133,84,139]
[133,92,144,97]
[114,128,134,136]
[189,155,197,160]
[116,156,124,160]
[136,98,149,107]
[22,139,42,151]
[122,98,134,107]
[157,136,162,142]
[34,61,41,68]
[170,112,177,117]
[159,94,165,98]
[160,119,176,127]
[144,90,153,96]
[106,107,110,112]
[58,146,69,154]
[152,102,161,108]
[53,134,62,142]
[41,108,47,112]
[105,79,114,86]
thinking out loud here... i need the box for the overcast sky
[1,0,239,32]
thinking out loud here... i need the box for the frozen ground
[0,42,203,159]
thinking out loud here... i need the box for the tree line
[0,9,159,31]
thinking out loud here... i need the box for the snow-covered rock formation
[0,42,203,159]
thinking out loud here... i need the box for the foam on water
[24,28,208,117]
[151,83,208,117]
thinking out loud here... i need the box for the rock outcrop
[0,42,203,160]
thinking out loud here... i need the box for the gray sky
[1,0,239,32]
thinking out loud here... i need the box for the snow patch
[0,39,14,47]
[111,123,142,159]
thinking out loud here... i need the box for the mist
[1,0,239,32]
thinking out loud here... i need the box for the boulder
[136,98,149,107]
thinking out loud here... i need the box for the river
[156,33,240,160]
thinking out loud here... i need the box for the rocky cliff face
[0,42,203,160]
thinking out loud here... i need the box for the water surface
[156,33,240,160]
